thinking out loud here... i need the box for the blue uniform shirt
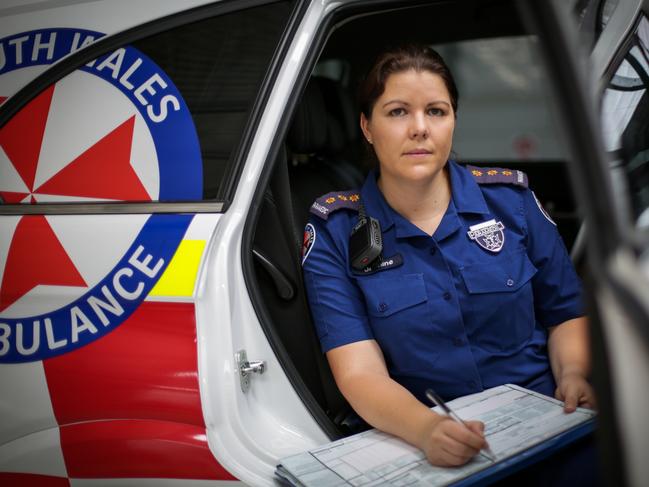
[302,160,584,403]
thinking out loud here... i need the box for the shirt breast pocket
[360,274,427,317]
[358,274,433,347]
[460,250,538,353]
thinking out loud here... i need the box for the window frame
[574,0,620,48]
[519,1,621,262]
[0,0,302,216]
[241,0,576,438]
[602,14,643,88]
[599,12,649,245]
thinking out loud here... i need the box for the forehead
[381,70,450,101]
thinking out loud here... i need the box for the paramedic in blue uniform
[302,45,597,482]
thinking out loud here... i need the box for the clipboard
[275,384,596,486]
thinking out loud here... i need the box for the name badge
[353,254,403,275]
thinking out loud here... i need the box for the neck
[377,167,451,235]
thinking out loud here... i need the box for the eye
[388,107,406,117]
[427,107,445,116]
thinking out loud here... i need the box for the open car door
[526,1,649,486]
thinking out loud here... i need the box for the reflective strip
[149,240,205,297]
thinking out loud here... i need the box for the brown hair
[358,44,459,119]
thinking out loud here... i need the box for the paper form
[277,384,596,486]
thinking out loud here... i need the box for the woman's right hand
[420,415,488,467]
[327,341,489,467]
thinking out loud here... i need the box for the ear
[360,113,372,144]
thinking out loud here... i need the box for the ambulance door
[592,1,649,486]
[524,1,649,487]
[0,2,325,485]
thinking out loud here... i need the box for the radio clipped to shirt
[349,203,383,271]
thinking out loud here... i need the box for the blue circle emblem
[0,28,203,362]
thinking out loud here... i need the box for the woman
[302,44,596,472]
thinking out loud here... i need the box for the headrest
[287,82,328,154]
[313,76,359,144]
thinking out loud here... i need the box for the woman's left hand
[548,318,596,413]
[554,372,597,412]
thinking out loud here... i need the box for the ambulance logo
[467,219,505,253]
[0,29,203,363]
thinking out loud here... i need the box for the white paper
[277,384,595,486]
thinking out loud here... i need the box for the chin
[402,162,446,182]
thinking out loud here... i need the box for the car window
[574,0,620,47]
[315,36,566,163]
[601,15,649,228]
[434,36,566,162]
[0,1,290,205]
[308,30,578,246]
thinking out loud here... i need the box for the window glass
[574,0,619,47]
[434,36,566,162]
[0,1,290,205]
[602,16,649,227]
[312,59,349,85]
[599,0,620,31]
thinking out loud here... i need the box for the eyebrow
[382,99,451,109]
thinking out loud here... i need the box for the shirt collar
[361,169,441,239]
[359,161,490,239]
[360,169,396,234]
[447,160,490,215]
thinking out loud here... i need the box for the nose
[409,112,428,139]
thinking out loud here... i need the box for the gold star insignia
[326,197,336,204]
[502,170,512,176]
[487,170,498,176]
[338,194,348,201]
[350,194,360,202]
[472,170,483,177]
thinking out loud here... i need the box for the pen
[425,388,497,462]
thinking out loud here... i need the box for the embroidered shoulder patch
[309,190,361,220]
[301,223,316,264]
[467,165,528,188]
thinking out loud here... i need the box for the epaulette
[466,165,528,188]
[310,190,361,220]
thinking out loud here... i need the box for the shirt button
[506,278,514,287]
[467,380,477,388]
[430,247,437,255]
[378,302,388,312]
[443,292,451,301]
[453,338,463,347]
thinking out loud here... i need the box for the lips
[404,149,431,155]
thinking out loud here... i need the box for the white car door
[0,1,327,485]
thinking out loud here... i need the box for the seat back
[288,77,366,232]
[251,76,372,436]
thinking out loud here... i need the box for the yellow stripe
[149,240,206,297]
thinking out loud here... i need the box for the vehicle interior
[0,0,635,484]
[245,0,585,440]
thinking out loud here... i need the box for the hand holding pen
[425,388,497,463]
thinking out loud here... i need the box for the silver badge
[467,219,505,253]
